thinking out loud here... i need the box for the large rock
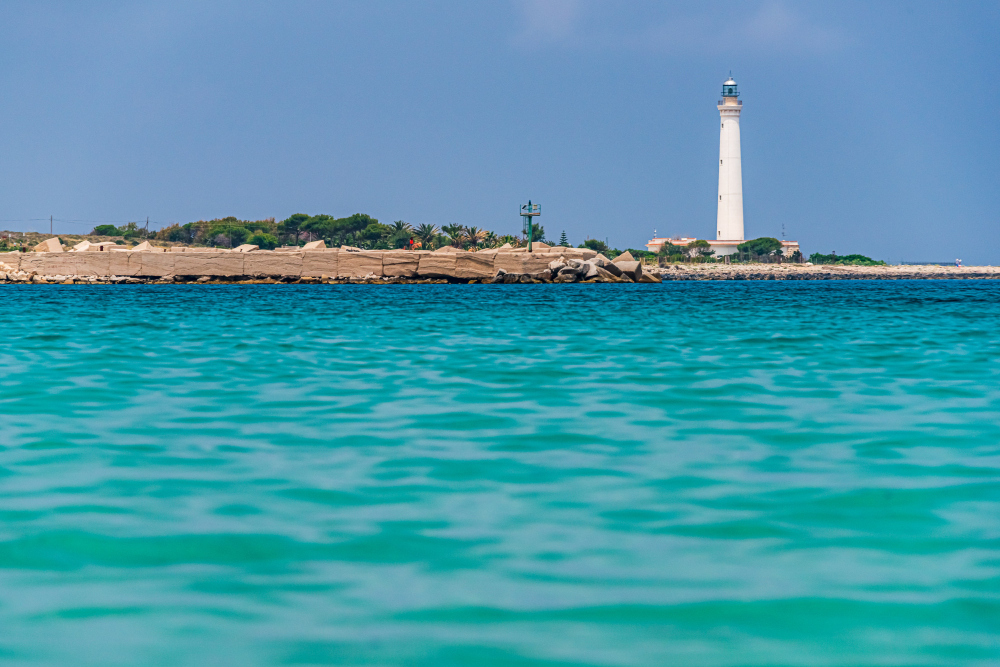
[639,272,662,283]
[615,260,642,281]
[245,251,303,278]
[418,253,456,278]
[455,253,495,279]
[131,241,155,251]
[599,260,623,277]
[338,251,383,278]
[595,266,624,282]
[613,251,635,264]
[303,240,327,250]
[232,244,259,253]
[382,251,421,278]
[34,238,63,253]
[301,250,340,278]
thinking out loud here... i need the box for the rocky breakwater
[0,243,664,285]
[658,264,1000,280]
[4,243,993,284]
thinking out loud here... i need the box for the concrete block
[418,253,456,278]
[34,238,63,253]
[493,253,523,275]
[455,252,494,279]
[338,251,383,278]
[0,254,20,272]
[109,252,140,276]
[233,244,259,253]
[169,246,188,252]
[76,254,112,276]
[303,240,327,249]
[615,260,642,282]
[613,251,635,264]
[301,250,339,277]
[523,253,553,275]
[245,251,303,277]
[173,252,244,277]
[137,252,179,277]
[561,248,597,260]
[382,251,420,278]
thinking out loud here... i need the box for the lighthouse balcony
[718,99,742,106]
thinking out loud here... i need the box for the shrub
[809,253,885,266]
[249,233,278,250]
[92,224,119,236]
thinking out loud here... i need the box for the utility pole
[146,217,149,238]
[50,215,53,236]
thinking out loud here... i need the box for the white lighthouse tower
[717,75,744,241]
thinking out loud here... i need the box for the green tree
[526,223,545,243]
[92,224,119,236]
[280,213,310,246]
[391,220,412,233]
[736,237,781,261]
[559,230,569,247]
[686,239,715,260]
[579,238,610,254]
[248,233,278,250]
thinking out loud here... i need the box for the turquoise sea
[1,282,998,666]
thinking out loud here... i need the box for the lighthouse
[717,75,744,241]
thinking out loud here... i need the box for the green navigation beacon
[521,200,540,253]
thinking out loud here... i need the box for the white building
[717,76,744,242]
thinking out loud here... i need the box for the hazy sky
[1,1,997,262]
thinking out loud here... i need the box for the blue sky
[0,1,997,263]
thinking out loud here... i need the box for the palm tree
[414,223,439,250]
[392,220,412,233]
[464,226,487,249]
[441,224,465,249]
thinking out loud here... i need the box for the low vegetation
[1,217,882,267]
[809,253,885,266]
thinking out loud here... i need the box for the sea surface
[0,282,998,666]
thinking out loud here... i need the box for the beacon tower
[717,76,744,241]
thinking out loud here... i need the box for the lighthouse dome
[721,77,739,98]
